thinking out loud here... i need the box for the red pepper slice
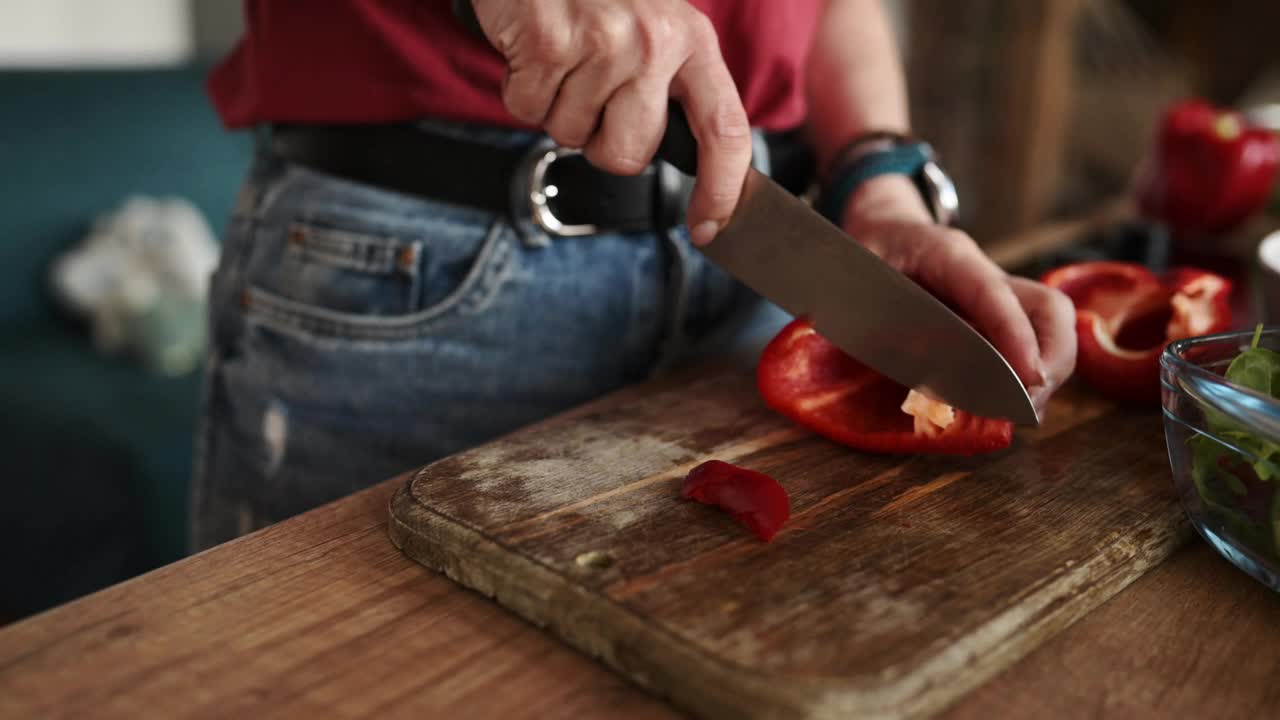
[681,460,789,542]
[1138,99,1280,237]
[756,319,1013,456]
[1041,261,1232,404]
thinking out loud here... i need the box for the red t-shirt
[208,0,822,132]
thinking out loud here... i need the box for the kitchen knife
[657,108,1038,425]
[454,1,1039,425]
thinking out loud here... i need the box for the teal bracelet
[818,143,933,224]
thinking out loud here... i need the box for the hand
[471,0,752,245]
[842,175,1077,414]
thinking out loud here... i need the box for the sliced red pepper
[681,460,789,542]
[1041,261,1233,404]
[1138,99,1280,238]
[756,319,1013,456]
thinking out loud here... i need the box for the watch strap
[819,141,935,225]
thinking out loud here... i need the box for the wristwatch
[818,132,959,227]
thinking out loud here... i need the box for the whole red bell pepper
[1041,261,1232,404]
[756,319,1013,456]
[1138,99,1280,237]
[682,460,790,542]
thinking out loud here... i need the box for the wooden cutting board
[388,368,1188,719]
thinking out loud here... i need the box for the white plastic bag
[49,196,220,374]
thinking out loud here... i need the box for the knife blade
[657,106,1039,426]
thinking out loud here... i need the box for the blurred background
[2,0,1278,622]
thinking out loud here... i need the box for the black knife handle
[654,103,699,176]
[451,0,700,177]
[451,0,485,38]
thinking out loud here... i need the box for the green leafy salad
[1189,325,1280,559]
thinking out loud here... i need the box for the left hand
[841,175,1077,414]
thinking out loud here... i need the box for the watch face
[922,161,959,225]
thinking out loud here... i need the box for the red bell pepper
[755,319,1013,456]
[1041,261,1232,404]
[1138,99,1280,238]
[681,460,790,542]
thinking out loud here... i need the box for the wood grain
[2,368,1278,719]
[943,542,1280,719]
[0,477,679,720]
[389,371,1188,719]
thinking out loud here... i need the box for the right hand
[471,0,752,246]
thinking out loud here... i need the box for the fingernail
[690,220,721,247]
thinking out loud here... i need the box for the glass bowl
[1162,328,1280,591]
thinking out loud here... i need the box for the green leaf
[1200,324,1280,480]
[1190,435,1269,552]
[1222,324,1280,395]
[1191,435,1241,506]
[1187,324,1280,558]
[1223,346,1280,398]
[1218,430,1280,481]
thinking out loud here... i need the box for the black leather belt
[269,123,813,236]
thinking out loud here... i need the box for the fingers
[1008,277,1077,410]
[502,65,569,126]
[488,4,574,125]
[584,78,669,175]
[670,19,753,246]
[868,221,1077,413]
[476,0,749,244]
[542,13,641,148]
[584,12,687,175]
[915,230,1045,388]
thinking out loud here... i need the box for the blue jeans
[191,123,791,551]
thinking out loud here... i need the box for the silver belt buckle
[517,139,600,238]
[516,129,772,239]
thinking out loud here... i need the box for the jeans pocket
[238,169,519,344]
[269,219,424,315]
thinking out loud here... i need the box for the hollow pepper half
[756,318,1013,456]
[1137,99,1280,238]
[681,460,790,542]
[1041,261,1232,404]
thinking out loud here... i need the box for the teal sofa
[0,66,251,619]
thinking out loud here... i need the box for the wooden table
[2,423,1279,719]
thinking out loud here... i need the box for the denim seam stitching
[242,220,513,341]
[287,222,419,276]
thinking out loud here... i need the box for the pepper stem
[1215,113,1242,141]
